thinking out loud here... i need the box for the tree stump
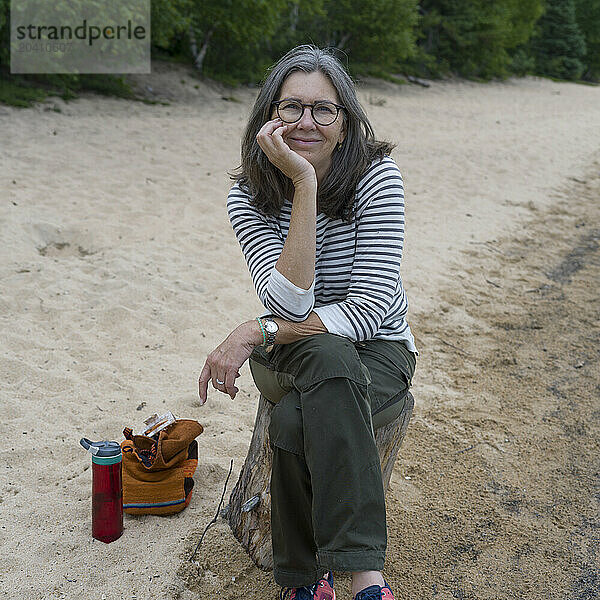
[225,392,414,571]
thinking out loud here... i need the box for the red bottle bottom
[94,530,123,544]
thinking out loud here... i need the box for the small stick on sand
[190,459,234,565]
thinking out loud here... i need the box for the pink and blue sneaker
[280,571,335,600]
[354,581,395,600]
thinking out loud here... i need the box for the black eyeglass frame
[271,99,346,126]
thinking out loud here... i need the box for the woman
[198,45,417,600]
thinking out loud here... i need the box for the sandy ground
[1,62,599,599]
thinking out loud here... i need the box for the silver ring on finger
[216,379,225,385]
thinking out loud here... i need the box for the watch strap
[263,318,278,347]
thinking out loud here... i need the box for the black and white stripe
[227,156,416,350]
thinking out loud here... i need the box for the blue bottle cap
[80,438,121,457]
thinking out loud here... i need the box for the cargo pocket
[356,340,415,430]
[249,346,294,405]
[371,390,409,430]
[268,392,305,456]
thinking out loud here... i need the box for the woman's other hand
[197,321,262,404]
[256,119,316,187]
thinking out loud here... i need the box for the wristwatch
[262,317,279,348]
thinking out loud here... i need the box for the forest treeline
[0,0,598,103]
[163,0,599,83]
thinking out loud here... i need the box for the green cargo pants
[248,333,416,588]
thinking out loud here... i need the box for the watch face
[265,320,278,334]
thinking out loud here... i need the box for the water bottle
[80,438,124,543]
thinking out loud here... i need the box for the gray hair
[232,45,394,221]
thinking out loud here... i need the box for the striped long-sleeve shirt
[227,156,417,352]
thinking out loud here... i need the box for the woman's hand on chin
[197,321,262,404]
[256,118,316,187]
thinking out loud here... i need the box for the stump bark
[226,392,414,571]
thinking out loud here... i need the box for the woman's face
[273,70,346,182]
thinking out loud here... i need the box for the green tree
[533,0,586,80]
[186,0,289,82]
[505,0,544,47]
[0,0,138,103]
[418,0,543,78]
[574,0,600,80]
[151,0,190,50]
[506,0,544,76]
[320,0,419,72]
[268,0,327,63]
[245,0,418,80]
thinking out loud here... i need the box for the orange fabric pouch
[121,419,203,515]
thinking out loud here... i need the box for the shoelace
[355,584,390,600]
[280,581,321,600]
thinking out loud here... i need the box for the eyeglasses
[271,99,345,126]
